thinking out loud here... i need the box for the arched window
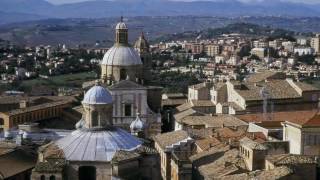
[91,111,98,127]
[79,166,96,180]
[0,118,4,125]
[40,175,46,180]
[49,175,55,180]
[120,69,127,80]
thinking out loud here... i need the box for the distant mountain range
[1,16,319,47]
[1,0,320,24]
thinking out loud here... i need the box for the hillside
[0,16,318,47]
[0,0,320,24]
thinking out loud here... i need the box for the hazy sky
[46,0,320,5]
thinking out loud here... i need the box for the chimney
[19,100,28,109]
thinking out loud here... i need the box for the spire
[130,112,144,135]
[120,16,123,22]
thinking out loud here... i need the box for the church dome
[134,32,149,51]
[54,128,141,162]
[83,85,112,104]
[101,45,142,66]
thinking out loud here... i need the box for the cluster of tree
[149,71,200,93]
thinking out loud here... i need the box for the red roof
[236,110,320,128]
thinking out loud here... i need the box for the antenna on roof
[260,87,271,121]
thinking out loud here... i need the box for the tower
[135,32,152,81]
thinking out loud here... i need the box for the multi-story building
[205,44,221,57]
[282,111,320,156]
[154,130,193,180]
[188,82,212,101]
[311,35,320,54]
[294,47,314,56]
[250,48,266,59]
[0,96,74,131]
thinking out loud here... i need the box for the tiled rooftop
[154,130,190,149]
[266,154,316,166]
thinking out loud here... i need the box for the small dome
[130,113,144,133]
[101,46,142,66]
[134,32,149,51]
[83,85,112,104]
[116,22,127,30]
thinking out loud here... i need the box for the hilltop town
[0,16,319,180]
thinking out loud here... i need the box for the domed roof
[116,22,127,30]
[83,85,112,104]
[134,32,149,51]
[54,128,142,162]
[101,45,142,66]
[130,114,144,133]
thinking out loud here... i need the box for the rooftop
[154,130,190,149]
[109,80,146,90]
[240,137,267,150]
[233,80,302,101]
[54,128,142,162]
[0,149,36,179]
[266,154,316,166]
[245,71,286,83]
[177,115,247,128]
[236,110,319,124]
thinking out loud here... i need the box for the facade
[85,18,162,138]
[250,48,266,59]
[0,96,73,131]
[294,47,314,56]
[154,130,193,180]
[282,111,320,156]
[311,35,320,54]
[188,82,212,101]
[206,44,221,57]
[109,80,161,137]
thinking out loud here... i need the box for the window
[49,175,55,180]
[91,111,98,127]
[40,175,46,180]
[124,104,132,116]
[120,69,127,80]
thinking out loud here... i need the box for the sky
[46,0,320,5]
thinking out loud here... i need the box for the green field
[20,71,97,91]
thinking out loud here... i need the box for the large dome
[83,85,112,104]
[101,45,142,66]
[54,128,142,162]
